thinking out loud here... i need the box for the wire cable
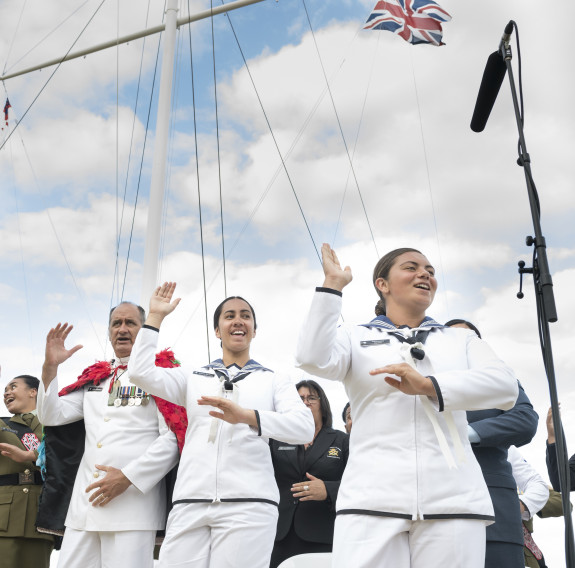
[210,0,228,297]
[187,0,212,361]
[302,0,379,258]
[0,0,109,152]
[222,3,321,264]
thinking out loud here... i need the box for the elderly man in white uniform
[37,302,180,568]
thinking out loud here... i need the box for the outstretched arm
[42,323,83,389]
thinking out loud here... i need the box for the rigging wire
[0,0,109,153]
[301,0,379,259]
[120,38,163,302]
[1,0,28,76]
[187,0,212,361]
[12,128,105,355]
[2,0,93,76]
[332,32,381,249]
[115,0,121,303]
[221,3,322,264]
[408,49,447,313]
[5,133,34,352]
[109,0,155,307]
[172,7,369,346]
[210,0,228,297]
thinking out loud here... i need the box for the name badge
[278,446,296,451]
[194,371,215,377]
[360,339,390,347]
[88,386,103,392]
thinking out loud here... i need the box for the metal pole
[0,0,266,82]
[140,0,179,304]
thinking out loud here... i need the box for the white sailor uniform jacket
[128,326,315,507]
[296,289,519,522]
[37,358,179,532]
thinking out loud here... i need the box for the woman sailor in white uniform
[295,244,519,568]
[129,283,314,568]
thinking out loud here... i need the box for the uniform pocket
[0,493,13,532]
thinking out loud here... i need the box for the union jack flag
[363,0,452,46]
[3,98,10,124]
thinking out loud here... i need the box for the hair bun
[375,299,386,316]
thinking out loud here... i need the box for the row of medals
[108,379,150,407]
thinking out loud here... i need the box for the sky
[1,0,575,564]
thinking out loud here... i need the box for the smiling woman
[295,243,520,568]
[0,375,54,566]
[128,282,315,568]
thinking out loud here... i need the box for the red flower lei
[58,349,187,452]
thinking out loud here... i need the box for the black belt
[0,471,43,486]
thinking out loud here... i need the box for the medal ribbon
[108,364,128,393]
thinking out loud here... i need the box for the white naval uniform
[37,357,179,568]
[295,289,519,568]
[508,446,549,520]
[128,326,315,568]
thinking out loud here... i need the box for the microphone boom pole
[484,21,574,567]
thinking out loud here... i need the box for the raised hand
[42,323,83,387]
[44,323,83,367]
[547,405,559,444]
[321,243,352,291]
[146,282,181,328]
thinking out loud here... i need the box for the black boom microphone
[470,22,513,133]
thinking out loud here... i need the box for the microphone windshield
[470,51,507,133]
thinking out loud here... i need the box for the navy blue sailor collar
[204,358,273,376]
[359,315,444,332]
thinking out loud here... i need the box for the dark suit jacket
[270,427,348,545]
[546,441,575,492]
[467,383,538,548]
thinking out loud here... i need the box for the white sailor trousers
[158,500,278,568]
[332,514,486,568]
[57,527,156,568]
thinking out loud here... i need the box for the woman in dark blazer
[269,379,348,568]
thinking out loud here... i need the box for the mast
[142,0,179,303]
[0,0,267,304]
